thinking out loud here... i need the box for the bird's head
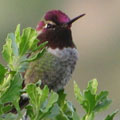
[36,10,85,49]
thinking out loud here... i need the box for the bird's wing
[24,51,59,87]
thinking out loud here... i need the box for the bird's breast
[48,47,78,61]
[46,47,78,90]
[24,47,78,91]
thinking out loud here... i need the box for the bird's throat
[37,27,75,49]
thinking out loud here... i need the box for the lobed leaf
[26,84,59,119]
[0,113,18,120]
[74,81,84,104]
[0,64,7,84]
[26,105,34,119]
[104,110,119,120]
[0,104,4,115]
[2,104,12,113]
[15,24,21,47]
[62,101,75,118]
[44,103,60,119]
[22,48,46,63]
[82,112,94,120]
[26,84,41,108]
[0,73,23,103]
[8,33,19,57]
[96,91,109,104]
[2,39,13,64]
[94,91,111,112]
[57,90,66,107]
[72,111,80,120]
[87,79,98,95]
[83,90,96,113]
[94,99,112,112]
[19,28,38,56]
[41,91,58,113]
[32,41,48,52]
[56,111,69,120]
[38,85,49,109]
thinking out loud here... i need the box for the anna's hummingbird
[24,10,85,91]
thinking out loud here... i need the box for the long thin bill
[67,13,86,25]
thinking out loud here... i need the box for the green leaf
[26,105,34,119]
[41,90,58,113]
[19,28,38,56]
[0,104,4,115]
[57,90,77,119]
[2,38,13,64]
[32,41,48,52]
[82,112,94,120]
[56,111,69,120]
[7,33,19,56]
[62,101,75,118]
[2,104,12,113]
[26,83,50,119]
[57,89,66,107]
[26,84,59,119]
[22,48,46,63]
[74,81,84,104]
[94,91,111,112]
[15,24,21,47]
[96,91,109,104]
[0,73,23,103]
[44,103,60,119]
[83,90,96,113]
[38,85,49,108]
[72,111,80,120]
[0,64,7,84]
[87,79,98,95]
[26,29,38,50]
[94,98,112,112]
[26,84,41,107]
[0,113,17,120]
[13,97,21,115]
[19,28,31,56]
[104,110,118,120]
[29,38,39,52]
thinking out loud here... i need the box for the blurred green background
[0,0,120,119]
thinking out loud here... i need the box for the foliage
[0,25,118,120]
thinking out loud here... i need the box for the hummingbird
[24,10,85,91]
[10,10,85,114]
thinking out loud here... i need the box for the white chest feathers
[43,47,79,91]
[48,47,79,61]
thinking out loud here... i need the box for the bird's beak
[66,13,86,26]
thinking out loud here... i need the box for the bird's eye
[45,23,55,29]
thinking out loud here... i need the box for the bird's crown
[36,10,71,32]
